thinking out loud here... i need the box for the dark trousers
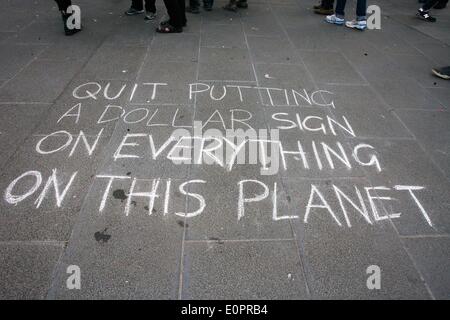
[422,0,439,10]
[335,0,367,19]
[131,0,157,13]
[189,0,214,9]
[55,0,72,11]
[163,0,187,28]
[321,0,335,10]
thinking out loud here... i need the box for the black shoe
[417,9,436,22]
[125,7,145,15]
[236,0,248,8]
[61,12,81,36]
[432,66,450,80]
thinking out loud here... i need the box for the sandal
[156,24,182,33]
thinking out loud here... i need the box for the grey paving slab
[404,237,450,299]
[136,61,197,105]
[247,36,300,64]
[0,44,47,80]
[0,59,83,103]
[184,172,294,240]
[357,139,450,236]
[47,177,186,299]
[198,47,255,81]
[201,24,246,49]
[364,70,443,110]
[317,84,412,139]
[149,34,200,63]
[0,104,49,169]
[0,133,110,241]
[0,0,449,300]
[0,243,63,299]
[395,110,450,177]
[77,44,146,81]
[182,241,309,299]
[284,178,431,299]
[301,50,367,85]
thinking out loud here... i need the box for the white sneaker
[345,19,367,31]
[325,14,345,25]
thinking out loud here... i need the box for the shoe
[325,14,345,25]
[125,7,145,15]
[204,5,213,11]
[432,66,450,80]
[236,0,248,8]
[186,6,200,13]
[145,11,156,20]
[345,19,367,31]
[417,9,436,22]
[61,12,82,36]
[314,8,334,15]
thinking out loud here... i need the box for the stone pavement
[0,0,449,299]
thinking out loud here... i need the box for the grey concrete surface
[0,0,449,299]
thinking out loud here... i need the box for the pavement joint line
[44,33,127,298]
[184,238,297,243]
[0,240,67,247]
[177,15,204,301]
[0,102,53,105]
[257,3,314,298]
[392,108,449,112]
[399,234,450,239]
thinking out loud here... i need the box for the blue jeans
[335,0,367,20]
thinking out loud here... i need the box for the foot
[125,7,145,15]
[204,5,213,11]
[145,11,156,20]
[325,14,345,25]
[432,66,450,80]
[345,19,367,31]
[417,9,436,22]
[156,24,183,33]
[314,8,334,15]
[186,6,200,14]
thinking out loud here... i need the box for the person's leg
[179,0,187,25]
[314,0,333,14]
[55,0,82,35]
[334,0,346,19]
[434,0,448,9]
[126,0,145,14]
[344,0,367,30]
[422,0,440,10]
[356,0,367,20]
